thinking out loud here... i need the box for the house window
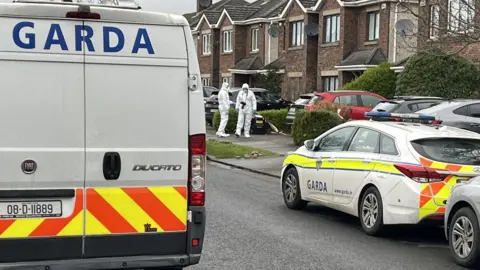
[324,14,340,43]
[251,28,259,52]
[367,12,380,41]
[222,77,232,85]
[430,5,440,38]
[202,34,211,55]
[448,0,475,32]
[290,20,305,47]
[223,30,232,53]
[323,76,339,91]
[202,78,211,86]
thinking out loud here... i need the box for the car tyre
[449,207,480,268]
[282,167,307,210]
[359,187,384,236]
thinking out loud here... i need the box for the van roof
[1,1,189,26]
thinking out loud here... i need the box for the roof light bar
[14,0,140,9]
[365,112,436,120]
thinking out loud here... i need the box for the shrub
[311,101,352,121]
[340,63,397,98]
[292,110,344,146]
[212,108,238,133]
[258,109,288,132]
[396,48,480,99]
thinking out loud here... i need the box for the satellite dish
[305,23,319,36]
[268,24,280,38]
[199,0,211,7]
[395,19,414,38]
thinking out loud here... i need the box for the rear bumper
[0,254,201,270]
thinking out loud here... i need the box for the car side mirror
[304,139,315,151]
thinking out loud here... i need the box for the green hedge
[292,110,344,146]
[213,109,288,133]
[212,108,238,133]
[257,109,288,132]
[340,63,397,98]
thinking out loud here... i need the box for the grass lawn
[206,139,277,159]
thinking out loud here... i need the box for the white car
[281,112,480,235]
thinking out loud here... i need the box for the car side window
[333,95,358,106]
[316,127,356,152]
[408,102,439,112]
[347,128,380,153]
[453,105,469,116]
[380,134,398,155]
[360,95,382,108]
[468,103,480,118]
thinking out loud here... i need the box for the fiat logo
[21,159,37,174]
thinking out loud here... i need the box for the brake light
[394,164,447,183]
[432,120,443,125]
[189,134,206,206]
[66,11,101,19]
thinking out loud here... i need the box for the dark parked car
[203,86,216,102]
[229,88,292,111]
[371,96,444,113]
[284,93,316,131]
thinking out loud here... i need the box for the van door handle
[103,152,121,180]
[470,123,480,127]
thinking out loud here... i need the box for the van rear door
[82,20,189,258]
[0,17,85,262]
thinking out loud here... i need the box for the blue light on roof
[364,112,436,120]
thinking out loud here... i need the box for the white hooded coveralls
[217,83,230,135]
[235,84,257,136]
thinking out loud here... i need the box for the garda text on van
[9,21,155,54]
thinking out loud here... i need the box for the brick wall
[247,23,266,64]
[198,21,212,76]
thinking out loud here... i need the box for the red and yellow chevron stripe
[418,157,472,220]
[0,186,187,238]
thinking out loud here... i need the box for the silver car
[445,175,480,268]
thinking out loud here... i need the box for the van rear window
[411,138,480,165]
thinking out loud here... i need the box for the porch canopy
[335,47,387,72]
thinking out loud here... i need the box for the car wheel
[282,167,307,210]
[449,207,480,268]
[359,187,384,236]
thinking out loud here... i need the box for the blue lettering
[132,28,154,54]
[75,25,95,52]
[103,26,125,53]
[307,180,327,192]
[44,24,68,51]
[12,21,35,49]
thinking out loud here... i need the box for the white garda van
[0,0,206,269]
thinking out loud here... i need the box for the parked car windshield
[294,96,313,105]
[308,95,324,104]
[411,138,480,165]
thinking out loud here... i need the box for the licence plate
[256,120,263,124]
[289,108,296,113]
[210,109,218,112]
[0,200,62,218]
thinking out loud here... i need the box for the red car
[305,90,387,120]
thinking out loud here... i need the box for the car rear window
[411,138,480,165]
[308,95,324,104]
[371,101,400,112]
[294,96,312,105]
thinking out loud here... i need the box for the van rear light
[66,11,101,19]
[189,134,206,206]
[394,164,447,183]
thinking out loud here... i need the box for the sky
[138,0,197,15]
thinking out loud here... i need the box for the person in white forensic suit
[216,82,231,137]
[235,83,257,138]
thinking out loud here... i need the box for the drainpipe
[393,1,400,63]
[268,21,272,64]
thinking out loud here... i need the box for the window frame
[201,77,211,86]
[360,94,383,108]
[314,126,358,152]
[347,127,381,154]
[429,5,440,38]
[468,103,480,117]
[323,76,339,91]
[324,14,341,44]
[290,20,305,47]
[202,33,211,55]
[379,133,400,156]
[448,0,475,33]
[367,11,380,41]
[222,76,232,85]
[251,28,259,52]
[333,95,359,106]
[223,30,233,53]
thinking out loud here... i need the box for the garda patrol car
[281,112,480,235]
[0,0,205,269]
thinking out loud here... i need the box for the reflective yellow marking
[1,218,44,238]
[85,210,110,235]
[150,187,187,225]
[57,211,83,236]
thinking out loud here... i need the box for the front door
[302,126,357,203]
[0,18,85,262]
[83,21,189,258]
[333,128,380,204]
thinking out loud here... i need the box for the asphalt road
[191,162,467,270]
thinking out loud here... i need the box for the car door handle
[470,123,480,127]
[103,152,121,180]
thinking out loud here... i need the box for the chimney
[197,0,213,12]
